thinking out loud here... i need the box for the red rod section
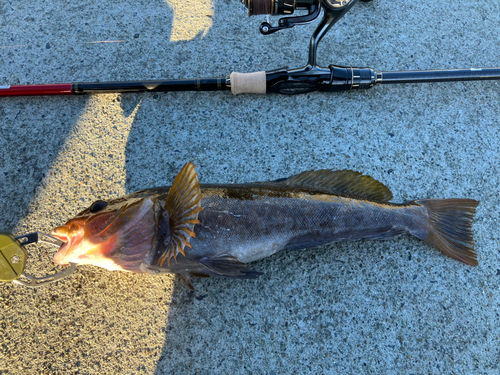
[0,84,74,97]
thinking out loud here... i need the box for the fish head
[51,196,157,272]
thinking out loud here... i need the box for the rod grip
[230,71,267,95]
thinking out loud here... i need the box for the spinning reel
[242,0,372,67]
[238,0,377,94]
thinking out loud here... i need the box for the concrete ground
[1,0,500,373]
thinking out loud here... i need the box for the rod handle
[230,71,267,95]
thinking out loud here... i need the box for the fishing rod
[1,0,499,97]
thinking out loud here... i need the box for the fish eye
[90,200,108,213]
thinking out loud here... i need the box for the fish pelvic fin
[158,162,202,267]
[278,169,393,201]
[179,273,195,290]
[199,256,263,279]
[415,199,479,266]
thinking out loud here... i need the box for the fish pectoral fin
[198,256,263,279]
[158,162,203,267]
[276,169,393,202]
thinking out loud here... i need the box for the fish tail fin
[413,199,479,266]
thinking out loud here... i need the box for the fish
[51,162,479,288]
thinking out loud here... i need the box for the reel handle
[259,4,321,35]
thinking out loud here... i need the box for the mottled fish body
[52,163,479,287]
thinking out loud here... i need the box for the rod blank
[380,68,500,84]
[0,84,73,97]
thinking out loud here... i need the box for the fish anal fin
[284,227,407,250]
[279,169,393,202]
[199,256,263,279]
[361,227,407,241]
[157,162,202,266]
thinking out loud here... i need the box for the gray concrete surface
[1,0,500,373]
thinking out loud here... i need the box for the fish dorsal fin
[158,162,203,267]
[279,169,393,201]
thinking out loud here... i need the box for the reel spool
[242,0,364,16]
[241,0,370,35]
[242,0,318,16]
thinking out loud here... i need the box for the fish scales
[181,186,424,263]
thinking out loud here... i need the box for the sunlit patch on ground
[7,95,176,373]
[166,0,214,42]
[16,95,140,229]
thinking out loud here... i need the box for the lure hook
[12,232,76,287]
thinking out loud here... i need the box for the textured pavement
[1,0,500,374]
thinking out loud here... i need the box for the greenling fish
[51,162,479,287]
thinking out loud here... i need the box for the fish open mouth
[51,229,71,265]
